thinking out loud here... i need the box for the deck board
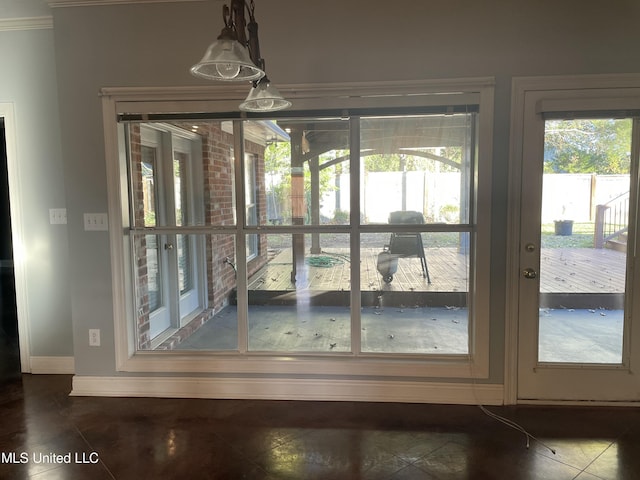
[539,248,625,293]
[249,247,626,294]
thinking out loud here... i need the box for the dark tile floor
[1,371,640,479]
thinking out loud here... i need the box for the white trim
[504,79,529,405]
[507,73,640,93]
[30,356,75,374]
[100,78,495,100]
[1,103,31,373]
[102,80,489,116]
[104,106,133,368]
[70,375,504,405]
[113,353,482,378]
[0,17,53,31]
[472,84,494,379]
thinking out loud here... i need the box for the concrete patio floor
[172,247,626,363]
[176,304,624,364]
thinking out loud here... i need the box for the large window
[107,81,493,379]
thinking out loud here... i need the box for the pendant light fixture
[240,73,292,112]
[190,0,291,112]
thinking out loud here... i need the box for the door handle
[522,268,537,279]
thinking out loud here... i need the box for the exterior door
[172,137,202,325]
[140,126,204,341]
[517,88,640,402]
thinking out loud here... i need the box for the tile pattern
[1,374,640,479]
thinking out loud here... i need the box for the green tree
[544,119,631,174]
[364,149,462,173]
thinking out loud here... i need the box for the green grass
[262,223,596,251]
[541,222,594,248]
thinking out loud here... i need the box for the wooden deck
[248,247,626,294]
[539,248,625,294]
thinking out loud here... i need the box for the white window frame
[102,79,494,383]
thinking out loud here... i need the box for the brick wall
[128,125,153,350]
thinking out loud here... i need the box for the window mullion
[233,120,249,353]
[350,116,361,355]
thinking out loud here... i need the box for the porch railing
[594,191,629,248]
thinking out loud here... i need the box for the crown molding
[0,16,53,31]
[46,0,207,7]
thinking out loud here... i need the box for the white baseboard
[71,375,504,405]
[30,356,75,374]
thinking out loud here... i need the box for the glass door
[172,137,202,325]
[518,105,640,401]
[135,126,204,345]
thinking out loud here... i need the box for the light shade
[190,37,264,82]
[239,80,292,112]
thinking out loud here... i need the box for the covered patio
[173,246,626,360]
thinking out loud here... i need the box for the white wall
[49,0,640,380]
[0,17,72,359]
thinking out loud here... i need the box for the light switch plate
[49,208,67,225]
[84,213,108,231]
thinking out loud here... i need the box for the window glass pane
[134,233,238,351]
[244,153,259,258]
[247,233,351,352]
[142,234,162,312]
[245,153,257,220]
[133,231,168,349]
[171,233,237,351]
[360,114,474,225]
[130,123,208,227]
[122,108,481,359]
[173,150,194,294]
[177,233,192,295]
[130,126,163,228]
[361,231,470,354]
[140,145,157,227]
[249,118,350,226]
[174,152,188,226]
[538,118,631,363]
[191,121,236,226]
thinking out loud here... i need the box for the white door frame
[1,103,31,372]
[506,74,640,405]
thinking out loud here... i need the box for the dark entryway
[0,119,20,381]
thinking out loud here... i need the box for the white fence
[321,172,462,223]
[541,174,629,223]
[267,172,629,223]
[314,172,630,224]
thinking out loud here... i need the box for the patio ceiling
[278,115,472,166]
